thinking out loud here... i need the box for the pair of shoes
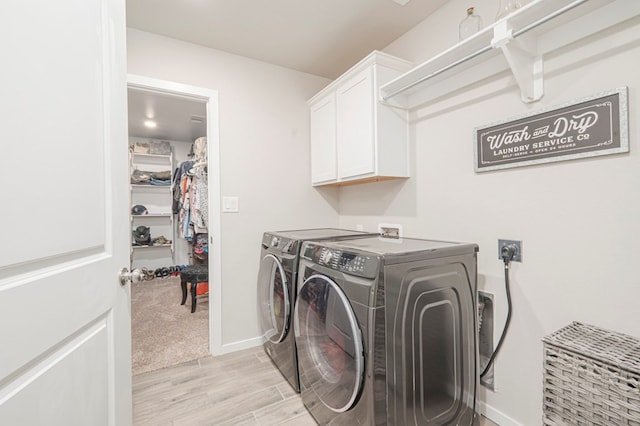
[152,236,171,246]
[140,267,155,281]
[154,267,170,278]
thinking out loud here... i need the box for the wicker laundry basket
[542,322,640,425]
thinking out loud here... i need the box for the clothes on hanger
[173,137,209,241]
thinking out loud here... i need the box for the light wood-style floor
[133,345,498,425]
[133,345,314,425]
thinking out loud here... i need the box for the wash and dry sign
[474,87,628,172]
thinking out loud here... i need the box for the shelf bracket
[492,20,544,103]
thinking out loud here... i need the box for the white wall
[339,2,640,425]
[127,29,339,346]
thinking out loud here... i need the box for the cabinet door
[336,68,375,179]
[309,93,337,185]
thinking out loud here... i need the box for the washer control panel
[303,243,378,278]
[337,251,369,274]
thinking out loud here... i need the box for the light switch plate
[222,196,239,213]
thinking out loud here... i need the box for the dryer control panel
[303,243,379,279]
[262,234,298,254]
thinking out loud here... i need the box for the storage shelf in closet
[131,213,172,218]
[131,152,173,159]
[129,146,175,267]
[130,184,172,190]
[379,0,640,109]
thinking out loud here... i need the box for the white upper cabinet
[309,92,337,184]
[308,51,413,186]
[336,67,374,179]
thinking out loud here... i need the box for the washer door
[258,254,290,344]
[295,274,364,413]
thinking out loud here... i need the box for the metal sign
[474,87,628,172]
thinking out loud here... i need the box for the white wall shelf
[131,152,172,159]
[379,0,640,109]
[130,184,172,190]
[131,213,172,218]
[129,147,174,268]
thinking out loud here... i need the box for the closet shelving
[379,0,640,109]
[129,150,175,264]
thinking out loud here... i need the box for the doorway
[126,75,222,375]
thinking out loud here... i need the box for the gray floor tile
[133,345,499,426]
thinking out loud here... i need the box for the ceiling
[127,88,206,142]
[126,0,450,142]
[126,0,450,79]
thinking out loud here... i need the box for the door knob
[119,267,144,286]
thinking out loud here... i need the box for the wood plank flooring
[133,346,314,425]
[133,345,498,425]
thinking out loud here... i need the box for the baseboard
[219,336,262,355]
[479,401,523,426]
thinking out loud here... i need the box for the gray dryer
[257,228,373,393]
[294,235,479,425]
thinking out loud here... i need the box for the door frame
[126,74,223,356]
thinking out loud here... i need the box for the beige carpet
[131,276,209,375]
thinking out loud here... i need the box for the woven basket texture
[542,322,640,425]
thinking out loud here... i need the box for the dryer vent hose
[480,261,513,379]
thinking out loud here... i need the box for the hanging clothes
[172,160,194,214]
[190,166,208,234]
[173,137,209,241]
[193,137,207,163]
[179,171,193,241]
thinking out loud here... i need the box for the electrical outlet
[498,239,522,262]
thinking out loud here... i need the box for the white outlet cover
[378,223,402,238]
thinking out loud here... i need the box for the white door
[0,1,131,425]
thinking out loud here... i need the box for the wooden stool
[180,265,208,313]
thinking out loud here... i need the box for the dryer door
[258,254,290,344]
[295,274,364,413]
